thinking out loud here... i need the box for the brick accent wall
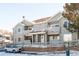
[22,47,65,52]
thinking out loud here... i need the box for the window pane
[33,35,36,42]
[55,25,59,27]
[29,27,32,30]
[38,34,41,42]
[18,28,20,32]
[64,21,68,28]
[24,26,28,30]
[0,35,2,37]
[18,38,21,42]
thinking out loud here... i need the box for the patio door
[49,36,53,43]
[41,34,45,43]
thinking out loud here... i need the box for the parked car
[4,44,23,53]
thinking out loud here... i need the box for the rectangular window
[28,26,32,30]
[38,34,41,42]
[24,26,28,30]
[18,28,20,32]
[48,35,59,41]
[53,36,59,40]
[0,35,2,37]
[6,37,10,40]
[24,36,28,40]
[55,25,59,27]
[33,35,36,42]
[47,36,49,43]
[18,38,21,42]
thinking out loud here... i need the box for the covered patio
[23,32,64,48]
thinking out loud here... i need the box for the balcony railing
[48,27,60,34]
[15,39,79,48]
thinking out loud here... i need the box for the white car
[4,44,23,53]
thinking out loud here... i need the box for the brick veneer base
[70,46,79,51]
[22,47,65,52]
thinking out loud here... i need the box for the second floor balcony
[48,26,60,34]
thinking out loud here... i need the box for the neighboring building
[0,29,13,48]
[13,19,33,44]
[13,12,78,48]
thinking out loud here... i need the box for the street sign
[64,33,72,56]
[64,33,72,42]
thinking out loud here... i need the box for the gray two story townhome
[13,12,78,48]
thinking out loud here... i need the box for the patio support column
[36,34,38,44]
[45,34,47,44]
[32,35,33,44]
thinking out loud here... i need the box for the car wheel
[12,50,16,53]
[5,49,7,51]
[18,49,22,53]
[5,49,8,53]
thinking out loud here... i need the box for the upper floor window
[24,26,32,30]
[18,28,20,32]
[55,25,59,27]
[6,37,10,40]
[49,24,59,28]
[24,26,28,30]
[0,35,2,37]
[28,26,32,30]
[64,21,68,28]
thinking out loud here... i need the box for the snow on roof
[0,29,12,36]
[21,20,33,26]
[33,17,51,23]
[32,12,62,24]
[14,20,33,28]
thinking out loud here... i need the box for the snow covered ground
[0,50,79,56]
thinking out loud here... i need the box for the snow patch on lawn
[0,50,79,56]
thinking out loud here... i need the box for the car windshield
[11,45,18,48]
[6,45,18,48]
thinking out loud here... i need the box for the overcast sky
[0,3,64,32]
